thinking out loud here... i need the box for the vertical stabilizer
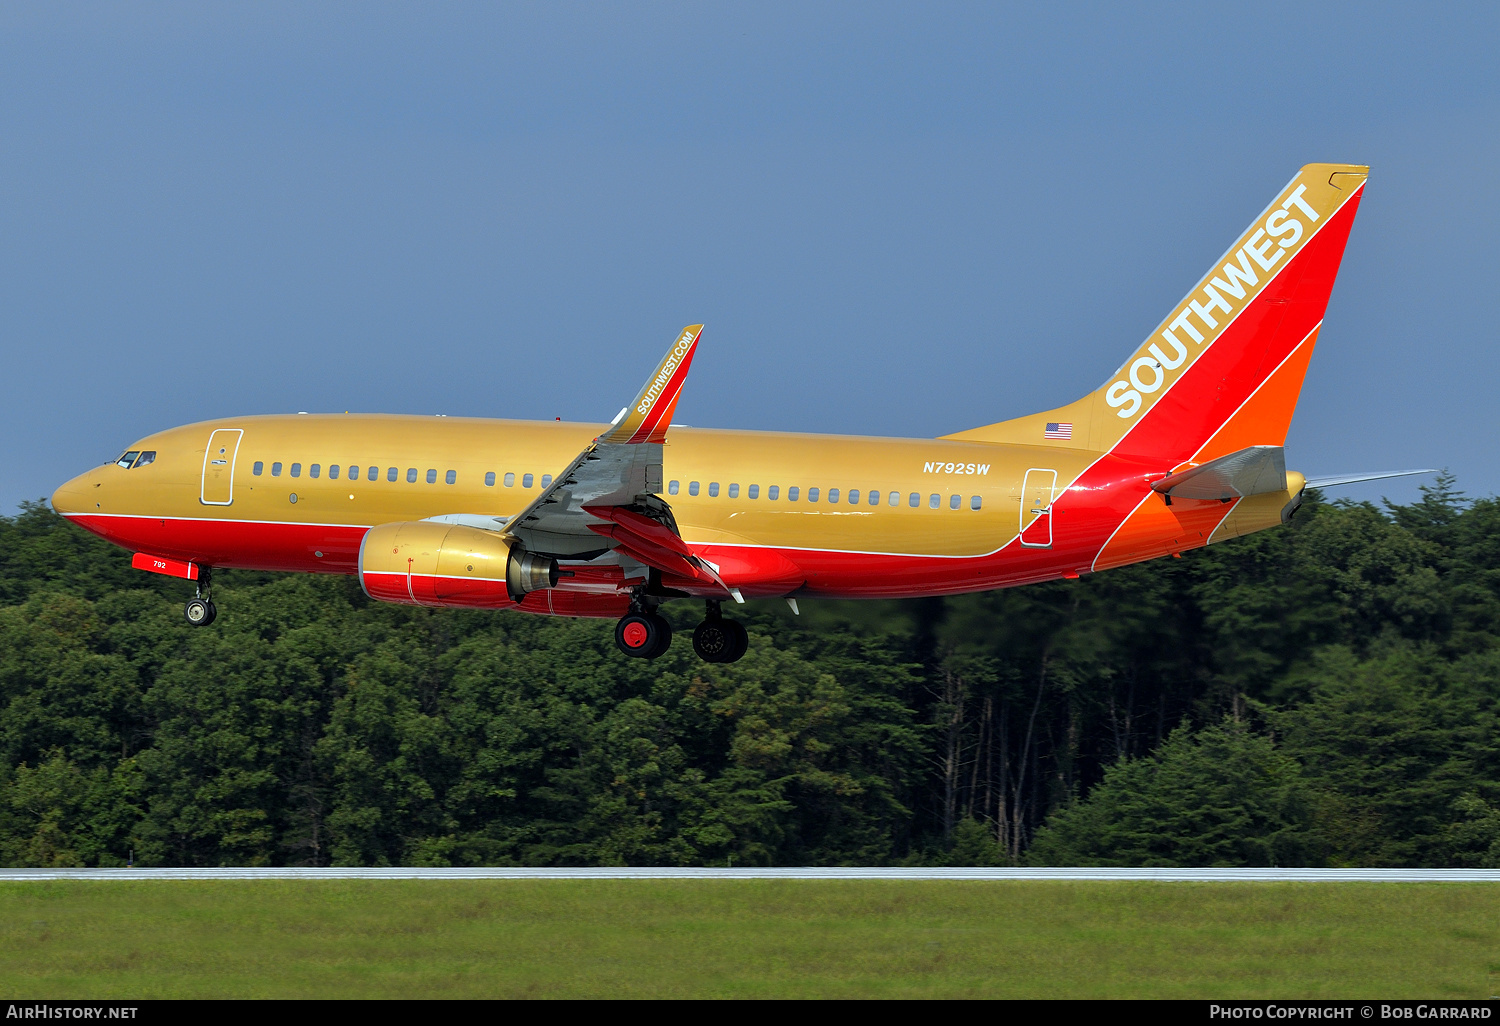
[944,164,1367,463]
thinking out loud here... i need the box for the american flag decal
[1044,422,1073,440]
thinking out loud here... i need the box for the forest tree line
[1,478,1497,867]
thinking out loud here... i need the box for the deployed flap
[585,505,724,588]
[504,326,716,571]
[1152,445,1286,502]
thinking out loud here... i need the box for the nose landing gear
[692,601,748,663]
[184,567,217,627]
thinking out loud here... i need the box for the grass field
[2,881,1498,998]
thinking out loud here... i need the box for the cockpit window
[116,451,140,469]
[134,451,156,468]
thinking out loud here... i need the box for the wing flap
[585,505,726,589]
[587,524,702,581]
[585,505,692,555]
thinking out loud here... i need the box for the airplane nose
[51,470,96,515]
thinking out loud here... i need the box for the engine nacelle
[358,521,558,608]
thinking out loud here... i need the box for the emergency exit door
[1020,468,1057,548]
[200,428,243,505]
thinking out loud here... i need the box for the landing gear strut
[692,600,748,663]
[184,567,217,627]
[615,598,672,659]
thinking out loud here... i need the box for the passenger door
[1020,468,1057,548]
[200,428,244,505]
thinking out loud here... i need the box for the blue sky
[3,3,1496,512]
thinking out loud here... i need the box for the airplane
[51,162,1432,663]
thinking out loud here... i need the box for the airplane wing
[500,325,729,593]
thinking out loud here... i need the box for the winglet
[602,325,703,444]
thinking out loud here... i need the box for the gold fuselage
[62,413,1089,553]
[52,412,1297,599]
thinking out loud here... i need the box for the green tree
[1273,646,1498,867]
[1027,720,1318,867]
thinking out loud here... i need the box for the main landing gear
[612,599,749,663]
[184,567,217,627]
[615,603,673,659]
[692,601,748,663]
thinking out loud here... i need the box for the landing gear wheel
[693,616,749,663]
[616,612,672,659]
[184,598,216,627]
[724,618,748,662]
[647,615,672,659]
[184,567,216,627]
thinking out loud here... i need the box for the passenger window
[888,491,899,506]
[971,495,982,510]
[542,475,553,487]
[909,493,920,507]
[950,494,960,510]
[367,467,377,481]
[272,462,283,477]
[310,464,321,479]
[668,480,679,495]
[505,472,515,487]
[116,451,140,469]
[789,487,799,501]
[253,461,264,476]
[930,494,940,509]
[426,469,437,484]
[523,473,534,488]
[135,451,156,467]
[848,489,858,504]
[728,483,739,498]
[870,491,880,506]
[290,463,301,478]
[828,488,838,503]
[708,482,719,497]
[387,467,398,482]
[446,470,456,485]
[769,486,779,500]
[807,487,818,502]
[329,465,340,480]
[748,484,759,499]
[688,481,699,496]
[406,468,417,483]
[485,472,496,487]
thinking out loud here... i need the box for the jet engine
[358,521,558,608]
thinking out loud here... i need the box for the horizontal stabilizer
[1305,469,1437,490]
[1152,445,1286,503]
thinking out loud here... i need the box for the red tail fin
[946,164,1368,459]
